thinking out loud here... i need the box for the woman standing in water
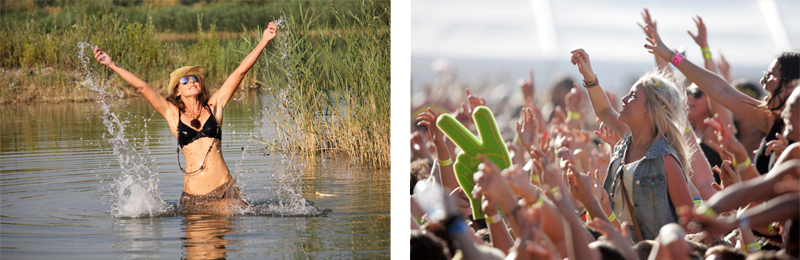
[92,22,277,212]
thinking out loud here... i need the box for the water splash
[76,42,168,218]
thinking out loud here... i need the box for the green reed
[260,1,390,169]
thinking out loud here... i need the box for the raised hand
[643,24,674,61]
[705,115,748,164]
[417,108,445,146]
[519,70,536,109]
[263,22,278,42]
[437,106,512,218]
[466,88,486,114]
[569,49,596,82]
[516,107,538,153]
[717,52,732,82]
[712,159,740,189]
[766,133,789,158]
[93,46,114,67]
[565,83,584,114]
[472,156,515,210]
[595,122,621,147]
[687,16,709,48]
[565,162,595,206]
[637,8,658,35]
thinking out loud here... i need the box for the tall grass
[261,1,390,169]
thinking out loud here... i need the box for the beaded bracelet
[583,75,599,88]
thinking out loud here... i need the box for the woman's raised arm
[570,48,631,136]
[93,47,177,125]
[643,25,775,132]
[209,22,277,111]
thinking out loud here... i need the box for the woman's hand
[712,159,740,189]
[687,16,709,48]
[93,47,114,67]
[565,83,584,113]
[569,49,596,82]
[416,108,445,146]
[766,133,790,158]
[643,24,674,61]
[637,8,658,35]
[262,22,278,42]
[516,107,539,153]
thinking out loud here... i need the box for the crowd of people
[410,9,800,260]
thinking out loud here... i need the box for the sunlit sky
[411,0,800,95]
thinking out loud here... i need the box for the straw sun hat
[168,65,206,90]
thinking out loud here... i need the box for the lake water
[0,96,390,259]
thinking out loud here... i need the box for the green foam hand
[436,106,511,219]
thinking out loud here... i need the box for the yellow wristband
[567,111,581,120]
[693,197,703,207]
[734,157,751,171]
[608,212,617,222]
[550,186,560,196]
[685,125,692,134]
[744,242,761,253]
[768,222,779,235]
[531,174,540,183]
[696,205,716,218]
[535,196,545,205]
[702,46,712,60]
[486,213,502,224]
[439,158,453,167]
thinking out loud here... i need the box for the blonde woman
[92,22,278,212]
[570,49,694,241]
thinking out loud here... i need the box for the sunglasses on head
[687,89,704,99]
[180,75,199,85]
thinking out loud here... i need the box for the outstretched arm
[688,15,734,131]
[570,48,630,136]
[93,47,178,127]
[643,25,776,132]
[209,22,277,111]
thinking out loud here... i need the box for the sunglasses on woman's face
[180,75,199,85]
[687,89,704,99]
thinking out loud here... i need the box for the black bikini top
[177,106,221,148]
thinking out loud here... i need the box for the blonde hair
[638,73,693,175]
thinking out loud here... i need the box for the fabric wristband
[608,212,617,222]
[696,205,716,218]
[531,174,540,183]
[735,158,751,172]
[684,125,693,134]
[567,111,581,120]
[693,197,703,207]
[486,213,502,224]
[701,46,712,60]
[439,157,453,167]
[768,222,779,235]
[671,53,685,67]
[745,242,761,253]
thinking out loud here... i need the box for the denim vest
[602,133,685,241]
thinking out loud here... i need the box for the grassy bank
[261,1,390,169]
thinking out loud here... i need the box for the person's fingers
[712,182,723,191]
[776,133,789,144]
[427,107,439,118]
[529,69,534,83]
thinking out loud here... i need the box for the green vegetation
[262,1,390,169]
[0,0,390,168]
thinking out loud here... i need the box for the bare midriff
[180,137,231,195]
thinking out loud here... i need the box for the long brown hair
[762,51,800,111]
[165,76,210,111]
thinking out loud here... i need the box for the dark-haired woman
[93,22,277,212]
[644,25,799,175]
